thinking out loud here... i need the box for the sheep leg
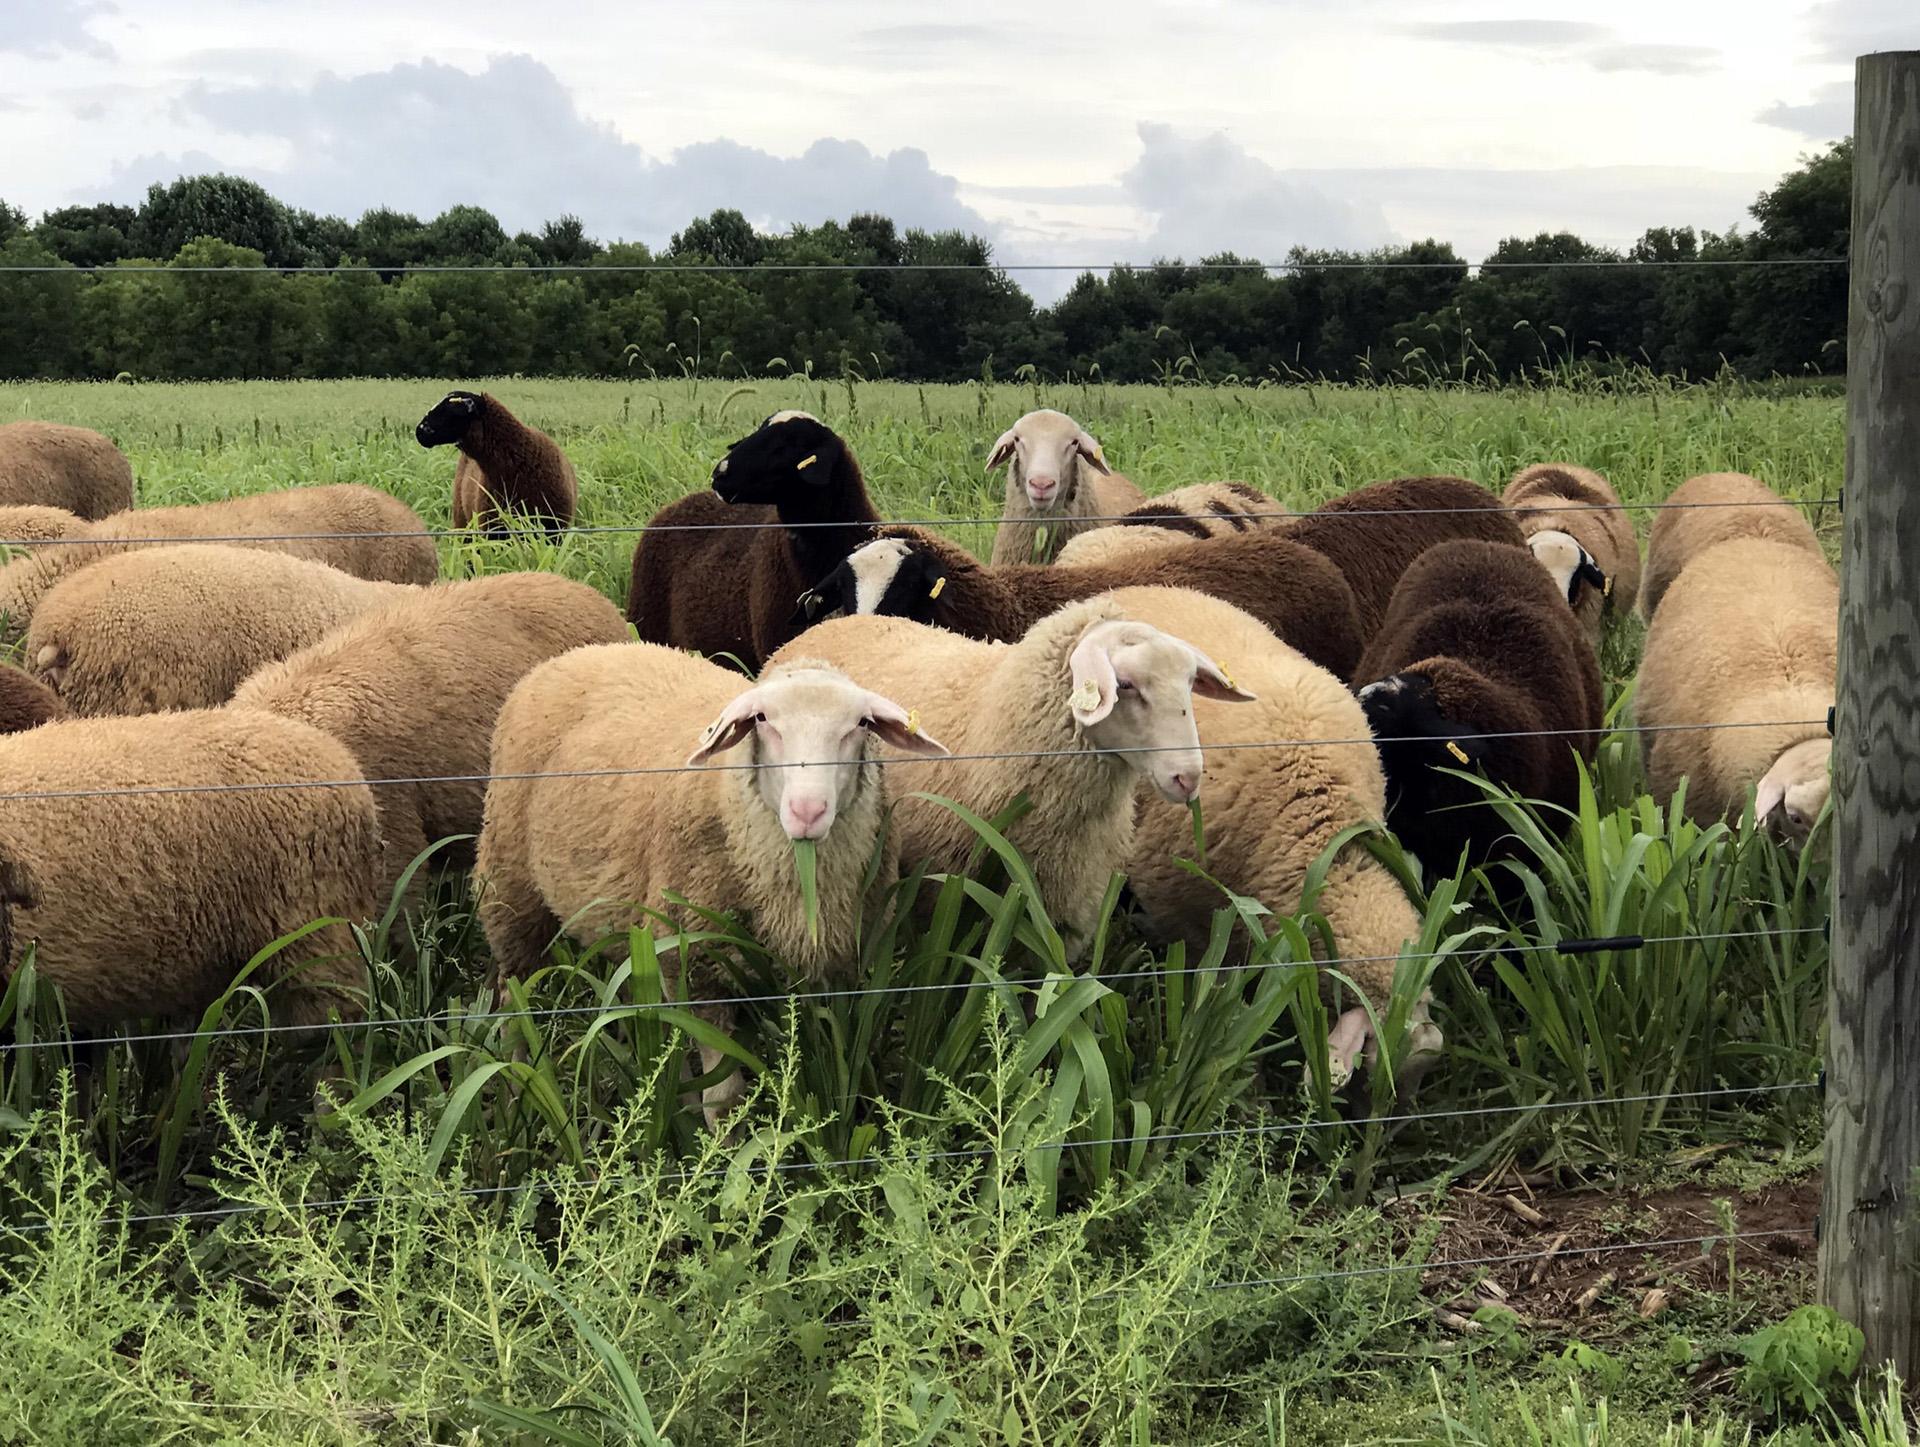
[475,871,563,1002]
[691,1001,746,1134]
[1326,1006,1372,1090]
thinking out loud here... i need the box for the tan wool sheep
[1106,586,1431,1087]
[1641,472,1825,620]
[478,646,949,1124]
[0,484,438,640]
[1636,537,1836,836]
[0,666,64,734]
[1502,463,1643,637]
[988,409,1146,565]
[1052,482,1282,568]
[0,505,89,559]
[27,545,416,717]
[232,572,629,900]
[771,596,1255,955]
[0,709,379,1029]
[0,421,135,519]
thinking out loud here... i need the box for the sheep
[1501,463,1643,637]
[795,526,1365,682]
[1354,540,1604,876]
[987,409,1146,565]
[0,708,379,1029]
[625,411,882,671]
[1105,586,1433,1089]
[1641,472,1826,620]
[1635,537,1836,836]
[770,596,1255,955]
[1279,476,1528,643]
[0,421,134,519]
[0,505,88,559]
[233,572,628,901]
[27,545,416,717]
[0,485,438,641]
[416,390,578,537]
[1052,482,1281,568]
[0,666,63,734]
[477,646,950,1124]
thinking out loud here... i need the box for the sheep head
[712,411,845,504]
[415,391,484,448]
[1756,736,1831,840]
[1526,528,1609,608]
[987,409,1110,511]
[792,535,946,629]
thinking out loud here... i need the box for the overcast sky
[0,0,1910,298]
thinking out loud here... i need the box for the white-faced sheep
[27,545,415,716]
[771,597,1255,955]
[477,646,950,1124]
[0,421,134,519]
[233,572,629,900]
[987,409,1146,565]
[626,411,881,671]
[416,391,578,536]
[1104,586,1433,1089]
[1501,463,1642,638]
[1635,537,1836,836]
[1641,472,1825,621]
[0,709,379,1029]
[1052,482,1281,568]
[1355,540,1604,876]
[0,666,63,734]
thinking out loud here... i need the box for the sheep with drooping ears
[478,646,950,1126]
[987,409,1145,565]
[1640,471,1826,620]
[0,421,134,519]
[625,411,882,671]
[416,390,578,536]
[772,595,1256,956]
[1501,463,1642,639]
[1052,482,1282,568]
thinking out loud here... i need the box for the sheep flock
[0,401,1838,1115]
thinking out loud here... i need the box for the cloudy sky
[0,0,1909,296]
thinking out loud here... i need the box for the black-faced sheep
[1641,472,1826,620]
[0,421,134,519]
[416,391,578,536]
[1354,540,1604,876]
[1052,482,1281,568]
[1635,537,1836,836]
[1502,463,1642,638]
[798,526,1364,682]
[0,666,63,734]
[987,409,1145,564]
[477,647,949,1125]
[625,411,881,671]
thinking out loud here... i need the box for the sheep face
[712,412,843,504]
[791,538,943,629]
[416,392,482,448]
[685,663,949,839]
[1066,619,1254,804]
[1357,670,1493,817]
[1527,529,1608,608]
[1756,736,1831,840]
[987,409,1110,511]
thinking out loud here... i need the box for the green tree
[132,174,297,266]
[669,209,764,270]
[1733,140,1850,375]
[34,204,137,268]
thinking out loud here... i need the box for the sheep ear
[861,693,951,759]
[1074,430,1112,475]
[986,428,1018,471]
[1185,644,1257,704]
[1574,555,1608,604]
[1753,773,1787,825]
[686,691,762,766]
[1067,629,1119,727]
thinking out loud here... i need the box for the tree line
[0,143,1848,385]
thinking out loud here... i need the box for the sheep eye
[1117,680,1137,695]
[753,712,767,724]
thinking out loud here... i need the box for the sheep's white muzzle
[1025,476,1060,506]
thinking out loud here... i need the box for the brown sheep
[1641,472,1825,620]
[416,391,578,536]
[0,666,63,733]
[0,421,134,519]
[1502,463,1643,638]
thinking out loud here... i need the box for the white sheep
[987,409,1145,565]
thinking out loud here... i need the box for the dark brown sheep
[417,391,577,536]
[1281,476,1528,643]
[0,665,63,733]
[1354,540,1603,875]
[796,525,1365,682]
[625,411,882,672]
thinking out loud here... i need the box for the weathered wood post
[1821,48,1920,1377]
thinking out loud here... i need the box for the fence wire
[0,258,1850,276]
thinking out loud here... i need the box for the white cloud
[0,0,114,58]
[1756,80,1853,139]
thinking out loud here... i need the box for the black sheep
[416,391,577,537]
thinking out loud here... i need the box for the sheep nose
[1026,476,1059,503]
[785,797,829,838]
[1167,772,1198,802]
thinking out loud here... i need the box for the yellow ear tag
[929,576,946,599]
[796,454,818,470]
[1217,661,1239,691]
[1602,574,1614,598]
[905,708,921,736]
[1445,741,1470,764]
[1069,679,1102,713]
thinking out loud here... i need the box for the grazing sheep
[478,647,949,1124]
[0,505,88,558]
[0,421,134,519]
[771,597,1255,954]
[1502,463,1642,637]
[416,390,578,536]
[0,485,437,640]
[1636,537,1836,836]
[27,545,415,716]
[0,666,63,734]
[1052,482,1281,568]
[1106,586,1433,1089]
[625,411,882,671]
[1280,476,1527,642]
[987,409,1146,565]
[233,572,628,899]
[0,709,379,1029]
[1641,472,1826,620]
[797,526,1365,681]
[1355,540,1604,875]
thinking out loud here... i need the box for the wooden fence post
[1821,48,1920,1377]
